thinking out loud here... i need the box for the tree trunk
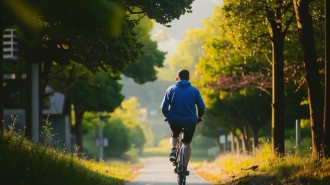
[251,124,260,149]
[235,135,240,155]
[266,4,288,156]
[74,106,85,153]
[293,0,324,161]
[271,31,285,156]
[41,61,53,93]
[240,123,251,154]
[324,0,330,158]
[241,127,247,154]
[230,132,235,154]
[244,123,251,152]
[224,134,228,152]
[241,113,264,150]
[214,137,222,153]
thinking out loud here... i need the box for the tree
[122,15,166,84]
[109,97,147,152]
[44,15,164,152]
[198,112,228,153]
[157,28,206,81]
[83,97,147,157]
[130,125,146,153]
[233,90,271,148]
[1,0,195,135]
[199,89,253,153]
[102,117,131,157]
[293,0,325,160]
[124,0,194,25]
[67,72,124,152]
[221,0,298,156]
[3,0,125,45]
[193,4,310,156]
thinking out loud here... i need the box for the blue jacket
[161,80,206,126]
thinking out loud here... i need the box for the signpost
[97,112,109,161]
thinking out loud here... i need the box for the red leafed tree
[210,62,305,94]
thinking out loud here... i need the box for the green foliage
[130,125,146,149]
[110,97,148,150]
[192,134,216,149]
[31,16,144,74]
[81,112,100,134]
[198,112,228,138]
[3,0,125,45]
[0,126,132,185]
[111,97,143,128]
[68,71,124,113]
[102,118,131,157]
[121,78,173,110]
[285,137,312,157]
[125,0,195,25]
[195,6,243,87]
[179,0,323,153]
[84,97,148,158]
[158,28,206,81]
[4,0,192,74]
[285,119,311,140]
[123,16,166,84]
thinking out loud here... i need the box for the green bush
[130,125,146,151]
[101,118,130,157]
[192,134,216,149]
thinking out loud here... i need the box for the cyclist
[161,69,206,166]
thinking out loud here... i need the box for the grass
[0,125,139,185]
[3,117,329,185]
[191,143,330,185]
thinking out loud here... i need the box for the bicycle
[172,128,190,185]
[165,118,202,185]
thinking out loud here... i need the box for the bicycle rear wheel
[177,146,186,185]
[177,173,185,185]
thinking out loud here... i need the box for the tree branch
[283,13,296,36]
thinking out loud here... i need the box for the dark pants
[170,125,196,143]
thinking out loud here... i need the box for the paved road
[125,157,212,185]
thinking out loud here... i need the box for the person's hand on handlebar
[197,117,203,123]
[163,117,168,122]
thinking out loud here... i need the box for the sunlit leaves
[158,28,206,81]
[111,97,141,129]
[221,0,294,55]
[108,97,147,149]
